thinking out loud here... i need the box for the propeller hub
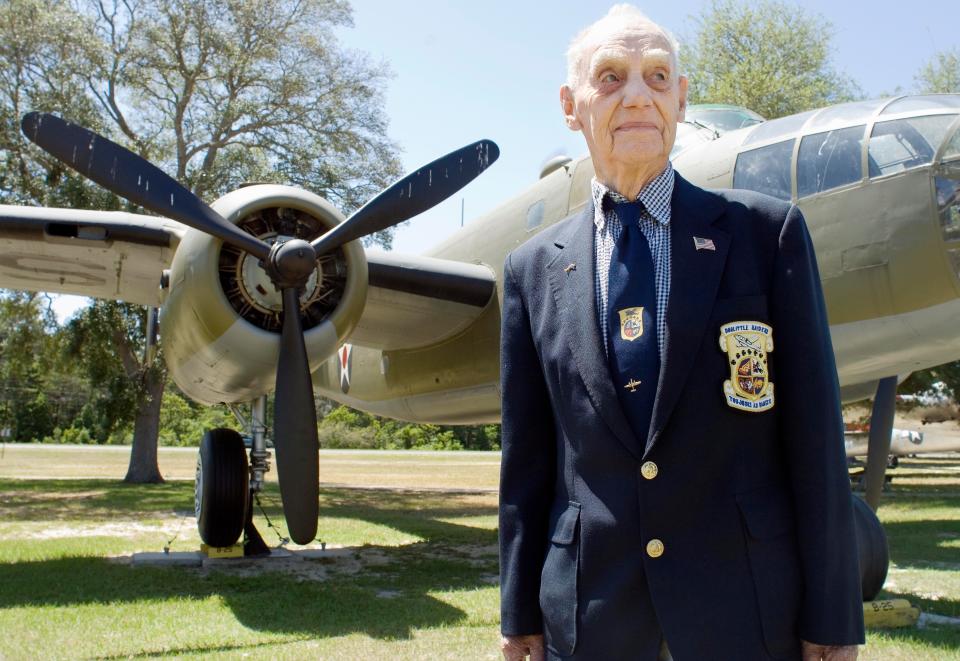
[239,247,320,313]
[268,238,317,289]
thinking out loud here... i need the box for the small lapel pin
[693,236,716,251]
[564,262,577,273]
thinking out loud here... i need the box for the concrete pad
[296,548,346,560]
[132,551,203,567]
[201,546,300,568]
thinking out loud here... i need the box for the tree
[0,0,115,208]
[0,0,402,480]
[681,0,861,119]
[84,0,402,236]
[899,363,960,403]
[915,48,960,94]
[65,301,166,481]
[0,292,58,440]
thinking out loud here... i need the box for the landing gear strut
[864,376,897,511]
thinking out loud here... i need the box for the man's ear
[677,75,689,122]
[560,85,581,131]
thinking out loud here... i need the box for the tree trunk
[124,367,165,483]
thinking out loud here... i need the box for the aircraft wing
[351,249,496,351]
[0,206,497,348]
[0,205,185,306]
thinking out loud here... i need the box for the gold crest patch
[618,307,644,341]
[718,321,774,412]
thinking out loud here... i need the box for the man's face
[561,22,687,178]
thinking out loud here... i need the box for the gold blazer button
[640,461,658,480]
[646,538,664,558]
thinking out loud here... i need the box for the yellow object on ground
[863,599,920,628]
[200,543,244,558]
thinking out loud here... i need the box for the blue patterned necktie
[606,200,660,448]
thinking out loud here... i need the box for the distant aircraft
[1,95,958,598]
[845,428,924,461]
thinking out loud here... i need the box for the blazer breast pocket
[540,501,581,657]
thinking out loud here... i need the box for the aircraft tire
[851,494,889,601]
[196,428,249,547]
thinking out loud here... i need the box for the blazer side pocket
[736,487,802,659]
[540,501,581,657]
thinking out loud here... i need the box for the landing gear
[853,375,896,601]
[195,428,249,547]
[863,376,898,510]
[195,396,273,554]
[852,494,889,601]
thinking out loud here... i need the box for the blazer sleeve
[770,205,866,645]
[498,252,557,636]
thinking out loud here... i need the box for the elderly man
[498,5,865,660]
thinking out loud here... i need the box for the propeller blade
[21,112,271,260]
[311,139,499,255]
[273,286,319,544]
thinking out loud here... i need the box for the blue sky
[50,0,958,321]
[336,0,958,254]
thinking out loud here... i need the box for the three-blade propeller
[22,112,499,544]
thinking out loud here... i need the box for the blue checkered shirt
[593,164,674,358]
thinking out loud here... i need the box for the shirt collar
[591,162,674,231]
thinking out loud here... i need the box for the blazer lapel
[547,203,643,459]
[646,175,730,456]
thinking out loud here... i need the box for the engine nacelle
[161,185,367,404]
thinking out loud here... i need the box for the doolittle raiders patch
[618,307,644,341]
[718,321,774,412]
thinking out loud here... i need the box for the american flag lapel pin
[693,236,716,251]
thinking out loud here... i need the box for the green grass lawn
[0,449,957,659]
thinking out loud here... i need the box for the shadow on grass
[0,479,195,521]
[0,550,481,641]
[0,479,500,642]
[881,517,960,570]
[98,638,310,659]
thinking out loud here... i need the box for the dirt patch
[420,543,498,569]
[197,544,394,582]
[16,514,190,540]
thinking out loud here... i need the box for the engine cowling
[160,184,367,404]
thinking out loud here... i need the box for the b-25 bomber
[1,94,958,598]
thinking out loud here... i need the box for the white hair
[565,4,681,88]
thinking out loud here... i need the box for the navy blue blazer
[498,174,865,660]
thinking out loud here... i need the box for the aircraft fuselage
[313,96,960,423]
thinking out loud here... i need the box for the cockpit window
[742,110,816,147]
[869,115,956,176]
[797,125,865,197]
[671,121,715,157]
[805,99,888,132]
[733,139,794,201]
[942,125,960,162]
[937,177,960,243]
[685,107,764,132]
[526,200,545,230]
[881,94,960,115]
